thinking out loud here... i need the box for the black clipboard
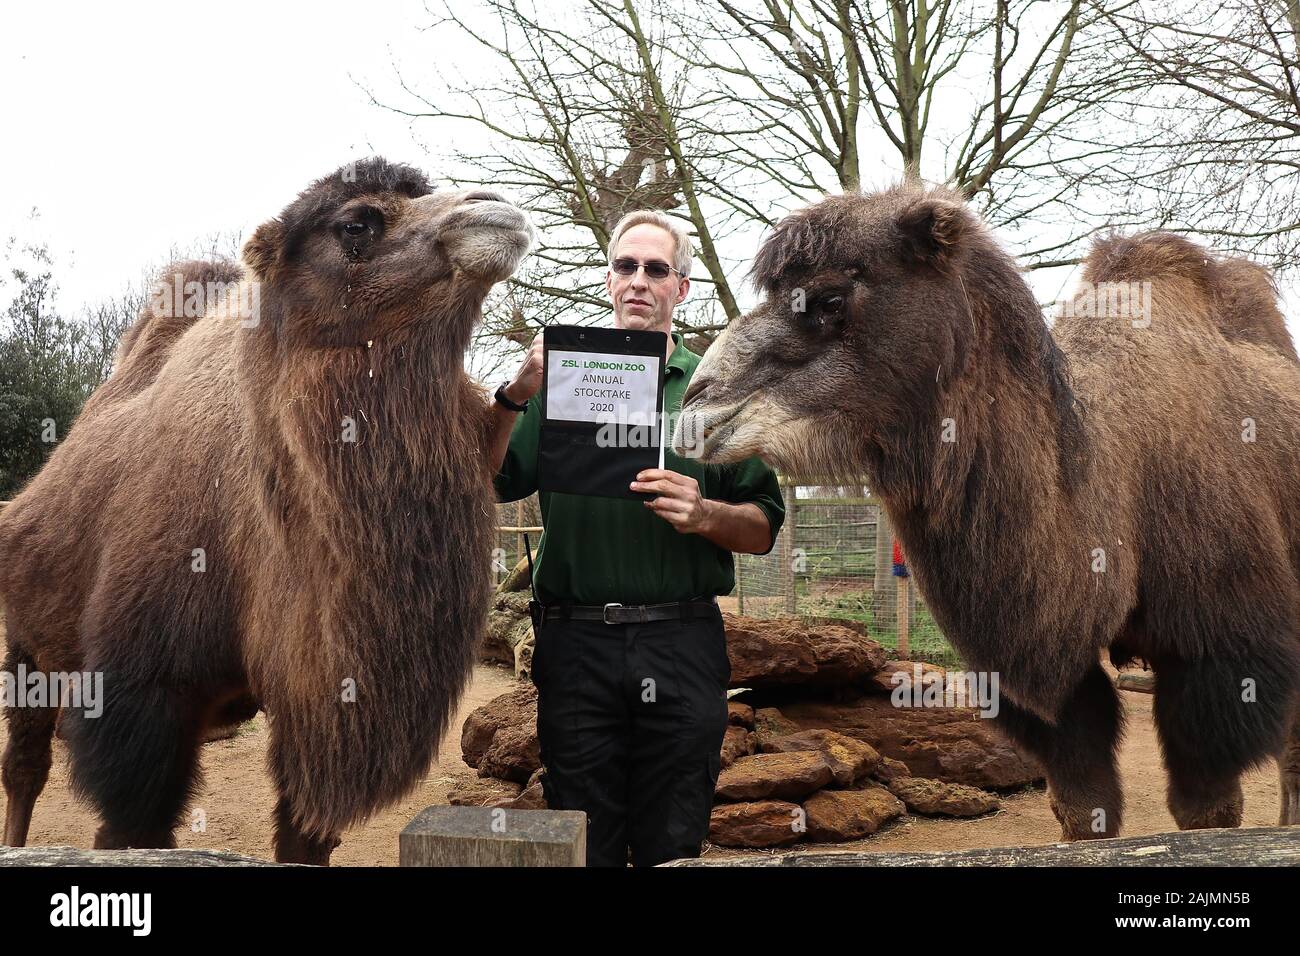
[537,325,667,500]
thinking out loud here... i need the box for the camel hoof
[1173,794,1244,830]
[1049,790,1119,840]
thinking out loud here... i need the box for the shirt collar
[665,332,694,377]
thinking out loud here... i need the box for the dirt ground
[0,664,1282,865]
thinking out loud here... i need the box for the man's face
[605,223,690,333]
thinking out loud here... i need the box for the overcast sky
[0,0,446,312]
[3,0,1296,345]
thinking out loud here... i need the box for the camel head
[673,184,985,476]
[241,157,533,346]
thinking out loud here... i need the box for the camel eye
[343,222,368,237]
[820,295,844,316]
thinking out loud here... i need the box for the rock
[887,777,1001,817]
[477,722,541,783]
[722,612,888,689]
[715,751,834,801]
[507,781,547,810]
[447,777,523,807]
[480,592,532,666]
[709,801,805,848]
[751,707,800,750]
[509,618,535,681]
[803,787,906,842]
[727,700,755,728]
[494,590,533,616]
[499,770,549,810]
[720,725,756,770]
[461,685,537,770]
[870,756,913,783]
[868,660,948,695]
[775,693,1042,790]
[760,729,881,786]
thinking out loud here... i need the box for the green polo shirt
[494,332,785,605]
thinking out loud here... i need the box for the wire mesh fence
[493,476,962,668]
[731,479,960,667]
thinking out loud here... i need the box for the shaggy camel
[0,158,533,863]
[674,184,1300,839]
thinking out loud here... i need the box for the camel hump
[96,258,244,407]
[118,258,244,360]
[1081,233,1297,360]
[1210,256,1297,360]
[1082,232,1214,288]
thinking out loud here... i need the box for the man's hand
[631,468,775,554]
[505,331,545,404]
[631,469,715,535]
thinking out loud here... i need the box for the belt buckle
[602,602,622,624]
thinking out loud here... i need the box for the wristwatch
[494,382,529,412]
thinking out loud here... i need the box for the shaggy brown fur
[675,183,1300,839]
[0,158,532,862]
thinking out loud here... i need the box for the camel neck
[239,312,488,532]
[872,264,1101,719]
[873,276,1087,520]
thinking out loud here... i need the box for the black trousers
[531,604,731,867]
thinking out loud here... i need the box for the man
[486,210,784,867]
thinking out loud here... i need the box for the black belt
[532,597,718,626]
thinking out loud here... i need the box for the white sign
[546,349,661,424]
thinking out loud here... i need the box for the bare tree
[368,0,1178,374]
[1097,0,1300,269]
[678,0,1154,267]
[364,0,748,385]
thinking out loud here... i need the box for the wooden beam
[0,846,285,867]
[666,826,1300,866]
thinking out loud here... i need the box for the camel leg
[272,796,340,866]
[994,664,1125,840]
[63,672,204,850]
[1280,705,1300,826]
[1151,650,1297,831]
[1,644,59,846]
[267,726,340,865]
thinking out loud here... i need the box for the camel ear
[242,220,284,281]
[897,198,969,272]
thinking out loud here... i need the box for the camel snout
[441,192,535,280]
[446,197,533,237]
[672,397,744,461]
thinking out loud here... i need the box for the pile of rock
[456,611,1044,849]
[713,701,1005,847]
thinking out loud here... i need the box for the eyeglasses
[611,257,682,280]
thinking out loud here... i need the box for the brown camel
[674,183,1300,839]
[0,158,533,863]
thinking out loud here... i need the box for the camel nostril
[464,190,507,204]
[683,378,708,407]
